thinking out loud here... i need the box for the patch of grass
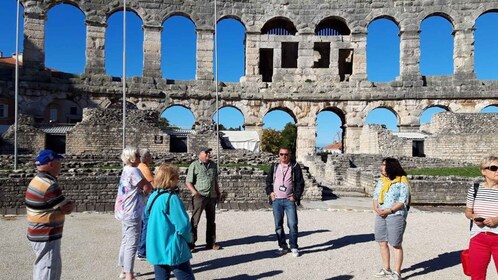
[407,166,481,177]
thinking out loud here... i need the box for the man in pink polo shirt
[265,147,305,257]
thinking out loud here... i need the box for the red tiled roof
[323,142,342,149]
[0,57,23,66]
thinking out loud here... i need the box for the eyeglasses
[279,153,289,156]
[484,165,498,172]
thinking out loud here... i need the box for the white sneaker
[389,272,402,280]
[374,268,392,278]
[291,248,299,257]
[119,272,140,279]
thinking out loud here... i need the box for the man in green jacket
[186,147,222,251]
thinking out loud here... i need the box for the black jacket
[265,161,305,202]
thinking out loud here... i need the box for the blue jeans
[137,210,148,257]
[272,198,298,249]
[154,261,195,280]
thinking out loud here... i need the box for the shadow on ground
[300,233,375,254]
[192,230,329,273]
[401,250,462,279]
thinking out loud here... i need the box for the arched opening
[316,109,345,154]
[420,15,454,76]
[161,105,195,152]
[480,105,498,113]
[365,107,399,132]
[106,10,144,77]
[315,17,350,36]
[420,106,448,124]
[367,18,400,82]
[162,15,196,80]
[215,18,245,82]
[212,106,244,131]
[0,1,24,56]
[261,17,297,35]
[45,3,86,74]
[262,109,297,155]
[475,12,498,80]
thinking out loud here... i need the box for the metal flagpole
[14,0,20,170]
[214,0,219,165]
[122,0,127,149]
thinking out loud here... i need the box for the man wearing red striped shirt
[26,150,74,280]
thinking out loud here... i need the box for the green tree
[157,117,179,130]
[261,129,283,154]
[280,122,297,154]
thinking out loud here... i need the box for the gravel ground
[1,206,496,280]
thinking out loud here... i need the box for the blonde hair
[480,155,498,170]
[121,147,139,165]
[154,164,179,190]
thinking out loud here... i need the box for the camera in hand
[474,217,485,222]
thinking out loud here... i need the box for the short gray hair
[140,148,151,163]
[121,147,139,165]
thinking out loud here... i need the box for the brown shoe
[206,243,222,250]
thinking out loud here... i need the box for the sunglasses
[279,153,289,156]
[484,165,498,172]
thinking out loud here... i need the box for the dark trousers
[191,196,216,246]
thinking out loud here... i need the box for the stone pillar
[296,124,316,161]
[84,20,106,75]
[244,124,263,152]
[143,24,162,79]
[344,125,362,153]
[23,11,46,72]
[298,33,314,69]
[349,32,367,83]
[241,32,261,82]
[399,29,423,85]
[453,28,476,80]
[196,28,214,81]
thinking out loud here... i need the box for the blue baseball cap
[35,149,64,166]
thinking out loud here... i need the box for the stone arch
[213,105,246,130]
[471,8,498,23]
[217,15,246,29]
[366,12,401,28]
[261,17,297,35]
[367,17,400,82]
[477,102,498,113]
[45,3,86,74]
[474,11,498,80]
[421,12,456,28]
[419,14,454,76]
[316,107,346,150]
[365,105,400,131]
[106,7,143,23]
[419,105,450,124]
[162,12,196,27]
[160,104,196,130]
[264,106,298,125]
[315,16,351,36]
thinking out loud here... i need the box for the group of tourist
[24,147,498,280]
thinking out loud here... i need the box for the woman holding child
[372,158,411,280]
[465,155,498,280]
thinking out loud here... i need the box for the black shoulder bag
[469,182,480,230]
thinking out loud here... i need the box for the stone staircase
[301,155,370,200]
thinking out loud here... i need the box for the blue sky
[1,1,498,147]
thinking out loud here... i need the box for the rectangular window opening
[281,42,298,68]
[259,48,274,82]
[313,42,330,68]
[338,49,353,81]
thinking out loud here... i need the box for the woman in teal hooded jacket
[145,164,195,280]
